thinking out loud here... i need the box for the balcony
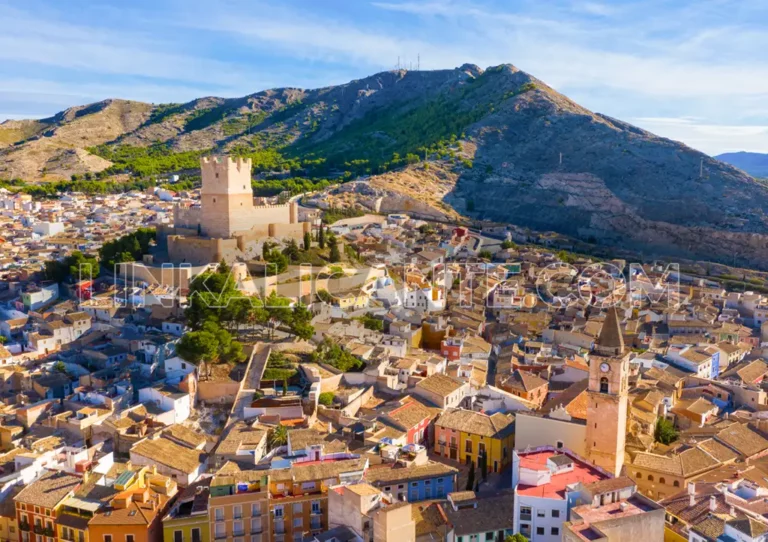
[520,512,532,522]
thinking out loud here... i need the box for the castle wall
[168,236,242,266]
[174,206,203,231]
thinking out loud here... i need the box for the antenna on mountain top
[700,158,704,178]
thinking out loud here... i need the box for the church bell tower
[585,306,629,477]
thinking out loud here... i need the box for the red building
[381,399,435,445]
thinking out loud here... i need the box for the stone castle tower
[585,306,629,476]
[200,156,256,239]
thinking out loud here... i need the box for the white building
[137,384,191,424]
[511,447,612,542]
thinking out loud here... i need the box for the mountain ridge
[3,63,768,267]
[716,151,768,178]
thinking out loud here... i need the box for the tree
[312,337,364,372]
[282,238,300,262]
[478,249,492,260]
[505,535,529,542]
[480,450,488,481]
[318,392,335,407]
[269,425,288,449]
[176,330,219,376]
[557,250,577,264]
[466,461,475,491]
[655,417,678,445]
[501,240,516,250]
[359,313,383,332]
[53,361,67,373]
[0,336,6,345]
[317,289,333,303]
[328,235,341,263]
[264,250,288,275]
[303,231,312,251]
[288,303,314,341]
[282,379,288,396]
[318,224,326,249]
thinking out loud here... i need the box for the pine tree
[480,450,488,481]
[466,461,475,491]
[318,224,326,249]
[328,235,341,263]
[303,231,311,251]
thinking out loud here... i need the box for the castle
[157,156,310,265]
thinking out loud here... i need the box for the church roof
[596,306,624,352]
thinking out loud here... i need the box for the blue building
[364,461,459,501]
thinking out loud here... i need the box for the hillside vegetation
[5,63,768,267]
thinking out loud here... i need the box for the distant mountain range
[715,152,768,178]
[3,64,768,267]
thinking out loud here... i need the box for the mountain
[3,63,768,267]
[715,152,768,178]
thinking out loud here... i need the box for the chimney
[688,482,696,496]
[709,496,717,512]
[690,493,696,507]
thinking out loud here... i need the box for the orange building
[87,467,178,542]
[15,470,81,542]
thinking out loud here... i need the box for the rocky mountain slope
[4,64,768,266]
[716,152,768,178]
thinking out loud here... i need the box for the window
[537,510,545,518]
[105,537,113,542]
[556,440,564,449]
[465,440,472,453]
[552,509,560,518]
[251,503,261,516]
[600,377,609,393]
[293,503,303,514]
[674,481,680,487]
[293,518,302,528]
[551,527,560,536]
[214,524,226,539]
[234,505,243,519]
[636,472,642,479]
[126,537,134,542]
[274,506,284,518]
[660,477,666,484]
[536,527,545,536]
[174,532,182,542]
[648,475,654,482]
[233,521,244,536]
[192,528,201,542]
[215,508,225,521]
[485,534,493,541]
[311,501,321,515]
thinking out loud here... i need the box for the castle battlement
[253,202,294,210]
[200,155,252,173]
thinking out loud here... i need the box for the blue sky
[1,0,767,155]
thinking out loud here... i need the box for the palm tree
[269,425,288,449]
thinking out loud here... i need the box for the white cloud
[631,117,768,155]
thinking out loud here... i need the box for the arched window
[636,472,642,479]
[648,475,654,482]
[659,477,666,484]
[600,377,609,393]
[673,481,680,487]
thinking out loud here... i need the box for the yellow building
[434,409,515,473]
[208,468,269,542]
[163,479,211,542]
